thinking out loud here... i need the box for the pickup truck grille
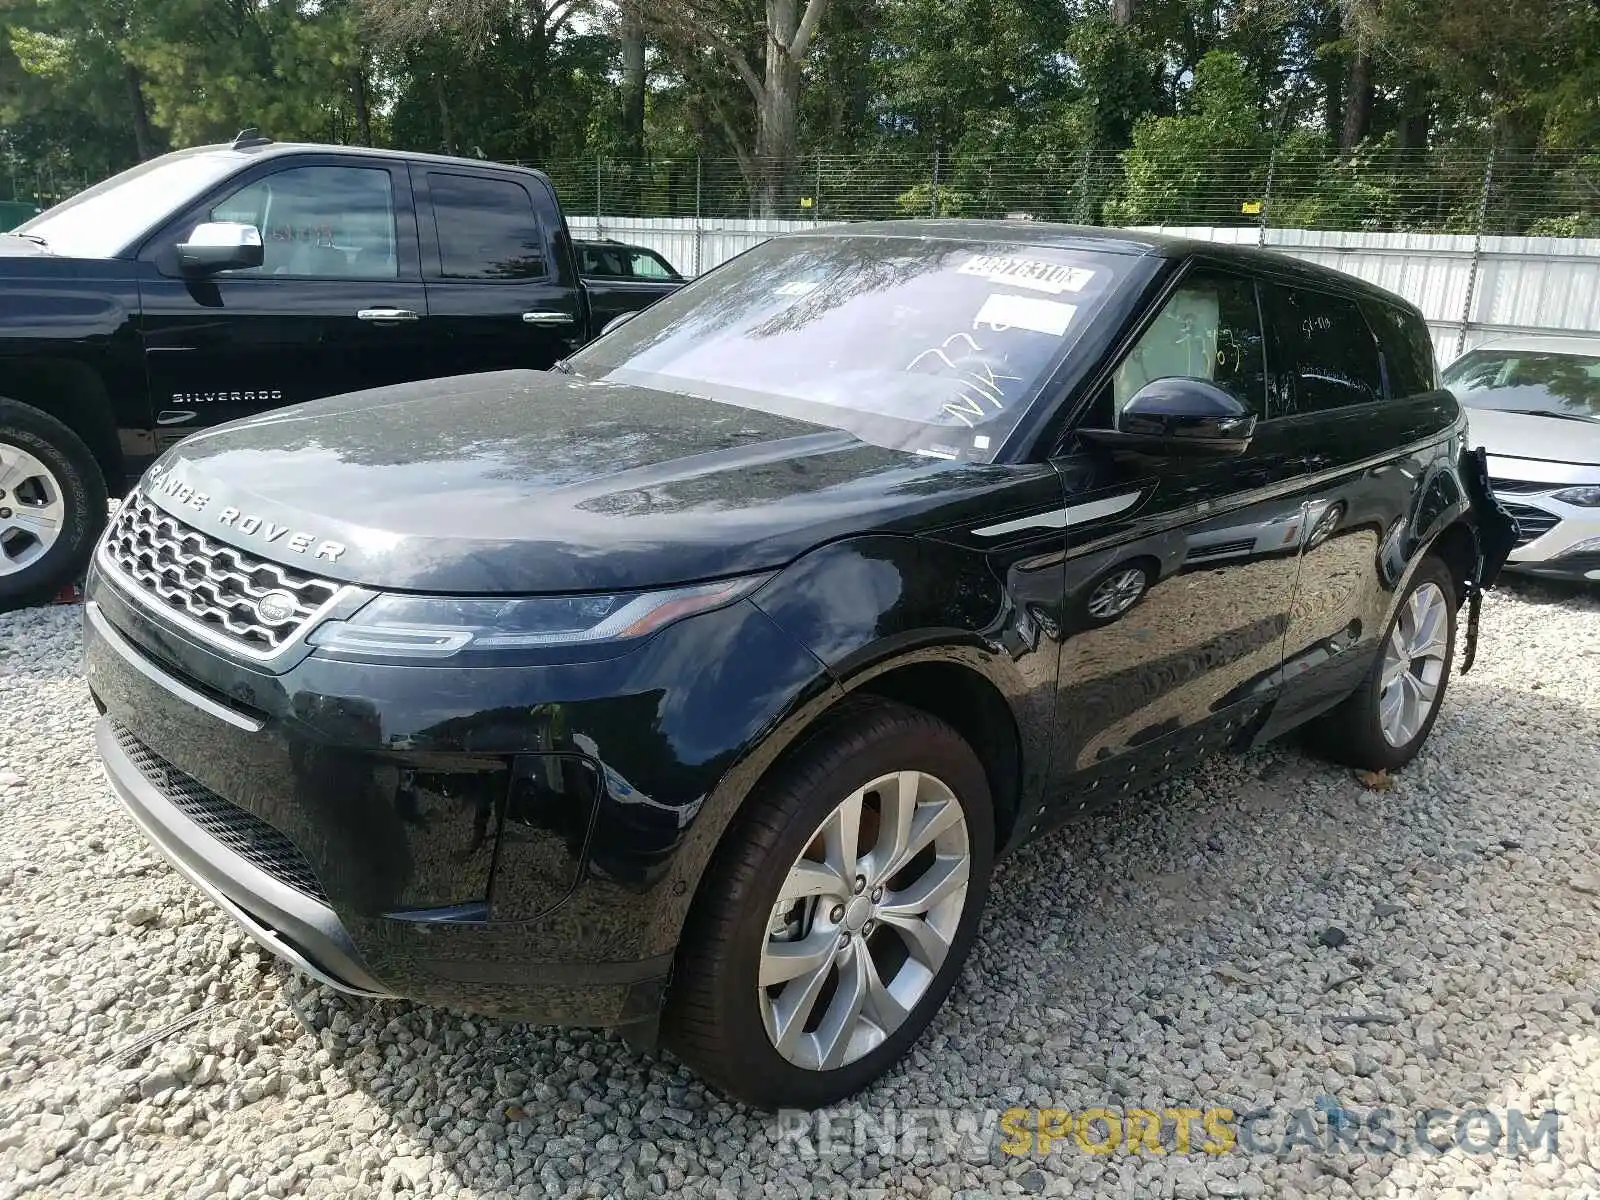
[101,494,342,658]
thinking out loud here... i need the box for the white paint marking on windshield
[974,293,1078,336]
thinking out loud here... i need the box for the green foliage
[1105,51,1266,226]
[2,0,1599,236]
[895,181,973,217]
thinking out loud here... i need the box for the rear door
[415,168,585,375]
[137,156,428,432]
[1261,282,1463,731]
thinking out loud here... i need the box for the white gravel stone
[3,580,1600,1197]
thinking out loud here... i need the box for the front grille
[1488,478,1555,495]
[101,494,341,658]
[111,722,329,905]
[1500,500,1561,548]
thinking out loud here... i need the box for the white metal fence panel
[571,218,1600,365]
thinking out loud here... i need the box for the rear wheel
[1306,554,1457,771]
[664,699,994,1109]
[0,398,107,611]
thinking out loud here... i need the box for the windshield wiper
[2,231,47,247]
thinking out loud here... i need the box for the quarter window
[1271,287,1384,413]
[1113,270,1268,420]
[428,173,547,280]
[206,165,398,279]
[1364,301,1437,398]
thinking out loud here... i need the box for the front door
[137,158,429,434]
[415,169,585,376]
[1038,266,1314,822]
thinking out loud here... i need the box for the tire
[0,397,108,612]
[663,698,995,1109]
[1305,554,1457,771]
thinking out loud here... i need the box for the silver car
[1442,335,1600,582]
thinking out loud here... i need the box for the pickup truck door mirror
[176,222,265,275]
[1079,379,1257,458]
[600,311,638,337]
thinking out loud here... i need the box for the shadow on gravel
[254,659,1600,1196]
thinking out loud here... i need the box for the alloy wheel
[0,442,66,578]
[1378,581,1449,747]
[760,769,971,1071]
[1087,566,1148,619]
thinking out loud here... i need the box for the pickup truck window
[16,150,242,258]
[630,250,678,280]
[207,166,398,279]
[428,173,547,280]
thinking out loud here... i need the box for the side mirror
[176,222,264,275]
[1083,378,1257,457]
[600,311,637,337]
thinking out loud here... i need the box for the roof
[799,219,1419,313]
[175,139,556,184]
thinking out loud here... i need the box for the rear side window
[1364,301,1437,397]
[631,250,677,279]
[428,173,547,280]
[579,245,629,278]
[1270,286,1383,413]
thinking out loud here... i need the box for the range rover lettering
[84,223,1515,1109]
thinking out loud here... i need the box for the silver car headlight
[1551,486,1600,508]
[308,574,768,659]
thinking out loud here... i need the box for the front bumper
[1484,454,1600,582]
[83,563,829,1025]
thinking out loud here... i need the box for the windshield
[1441,349,1600,422]
[567,234,1129,461]
[13,149,245,258]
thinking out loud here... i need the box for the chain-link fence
[537,146,1600,237]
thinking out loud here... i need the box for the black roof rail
[232,127,272,149]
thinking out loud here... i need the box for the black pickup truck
[0,132,681,606]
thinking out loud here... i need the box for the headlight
[1551,486,1600,507]
[308,575,768,659]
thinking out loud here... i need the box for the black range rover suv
[84,223,1515,1109]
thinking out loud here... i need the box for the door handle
[356,308,420,323]
[522,311,576,326]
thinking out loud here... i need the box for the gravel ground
[2,578,1600,1199]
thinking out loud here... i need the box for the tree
[643,0,834,216]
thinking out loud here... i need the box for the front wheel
[1306,554,1457,770]
[663,699,994,1109]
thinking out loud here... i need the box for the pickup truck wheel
[1305,554,1457,771]
[663,698,994,1109]
[0,398,108,611]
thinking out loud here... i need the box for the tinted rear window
[1271,286,1384,413]
[1364,301,1437,397]
[568,235,1128,460]
[428,173,546,280]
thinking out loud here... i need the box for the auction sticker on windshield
[958,255,1097,295]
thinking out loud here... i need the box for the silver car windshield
[568,234,1129,461]
[1442,350,1600,422]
